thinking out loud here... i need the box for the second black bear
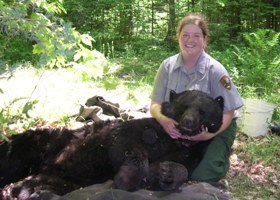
[0,90,223,199]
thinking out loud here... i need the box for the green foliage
[0,0,107,78]
[22,100,39,117]
[62,0,280,52]
[0,35,34,63]
[110,37,176,86]
[211,29,280,103]
[272,109,280,122]
[0,90,39,140]
[232,29,279,96]
[208,23,233,50]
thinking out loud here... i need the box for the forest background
[0,0,280,199]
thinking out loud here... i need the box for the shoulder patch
[220,75,231,90]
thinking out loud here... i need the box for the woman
[150,14,243,182]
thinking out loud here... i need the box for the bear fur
[0,90,223,199]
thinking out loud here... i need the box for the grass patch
[227,172,279,200]
[240,135,280,167]
[227,133,280,199]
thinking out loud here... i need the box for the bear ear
[215,96,224,110]
[169,90,177,102]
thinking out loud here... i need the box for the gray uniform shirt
[151,50,243,113]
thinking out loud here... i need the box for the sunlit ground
[0,64,152,123]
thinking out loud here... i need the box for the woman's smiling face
[179,24,206,59]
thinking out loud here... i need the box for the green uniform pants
[190,120,237,182]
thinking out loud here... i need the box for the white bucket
[237,99,276,137]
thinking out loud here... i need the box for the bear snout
[182,117,194,128]
[180,116,199,130]
[177,113,201,136]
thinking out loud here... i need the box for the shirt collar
[174,50,207,74]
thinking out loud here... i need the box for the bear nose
[182,117,194,128]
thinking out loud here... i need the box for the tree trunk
[164,0,177,46]
[118,2,133,38]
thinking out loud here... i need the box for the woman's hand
[150,101,182,139]
[158,116,214,141]
[157,115,182,139]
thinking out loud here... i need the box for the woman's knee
[190,159,229,182]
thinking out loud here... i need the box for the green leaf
[81,34,94,47]
[10,97,26,105]
[74,50,83,61]
[22,100,39,117]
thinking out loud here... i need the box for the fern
[230,29,280,98]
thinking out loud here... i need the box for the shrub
[211,29,280,103]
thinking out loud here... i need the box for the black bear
[0,90,223,199]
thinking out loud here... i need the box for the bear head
[161,90,223,136]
